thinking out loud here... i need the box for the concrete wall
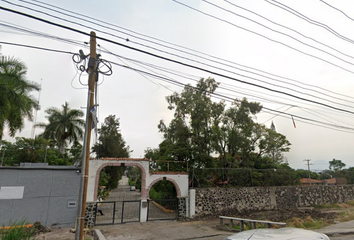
[194,185,354,217]
[0,166,80,227]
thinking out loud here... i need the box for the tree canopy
[92,115,130,192]
[149,78,291,169]
[0,56,40,146]
[146,78,292,186]
[36,102,85,153]
[329,158,346,172]
[92,115,130,158]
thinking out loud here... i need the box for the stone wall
[85,202,97,227]
[194,185,354,217]
[178,197,187,218]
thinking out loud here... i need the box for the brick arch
[146,177,182,198]
[93,162,147,201]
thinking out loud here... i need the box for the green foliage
[149,180,177,200]
[93,115,130,193]
[0,137,79,166]
[329,158,346,172]
[0,220,35,240]
[36,102,85,154]
[294,169,321,180]
[92,115,130,158]
[127,166,142,190]
[159,78,224,168]
[148,78,292,187]
[0,56,40,143]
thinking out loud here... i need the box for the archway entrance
[94,165,141,225]
[147,179,178,221]
[87,158,189,223]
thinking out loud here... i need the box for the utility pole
[304,159,312,186]
[75,31,97,240]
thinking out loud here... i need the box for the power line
[0,40,75,54]
[1,37,353,132]
[107,60,354,133]
[172,0,354,76]
[7,0,354,106]
[319,0,354,22]
[2,5,353,117]
[264,0,354,44]
[222,0,354,63]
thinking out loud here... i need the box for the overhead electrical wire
[107,50,354,125]
[6,0,354,105]
[222,0,354,62]
[2,36,351,127]
[2,3,354,131]
[0,20,87,48]
[264,0,354,44]
[107,60,354,133]
[1,38,353,133]
[29,0,354,103]
[202,0,354,67]
[172,0,354,76]
[0,40,75,54]
[319,0,354,22]
[2,5,354,117]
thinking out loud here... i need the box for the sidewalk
[315,220,354,237]
[95,219,230,240]
[34,218,354,240]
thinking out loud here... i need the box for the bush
[0,220,35,240]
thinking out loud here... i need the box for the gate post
[189,189,196,218]
[140,199,148,222]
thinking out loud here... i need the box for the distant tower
[30,79,42,139]
[270,121,276,132]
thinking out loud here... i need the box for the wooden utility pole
[304,159,312,186]
[75,31,97,240]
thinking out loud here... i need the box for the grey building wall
[0,166,80,227]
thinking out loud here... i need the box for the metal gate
[94,200,141,225]
[147,198,178,221]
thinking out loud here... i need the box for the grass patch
[0,220,35,240]
[287,216,327,230]
[337,209,354,222]
[314,201,354,209]
[313,203,340,209]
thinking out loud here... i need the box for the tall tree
[0,56,40,146]
[161,78,224,167]
[213,98,263,168]
[92,115,130,158]
[329,158,346,172]
[92,115,130,190]
[36,102,85,153]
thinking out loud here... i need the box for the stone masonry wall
[85,202,97,227]
[194,185,354,217]
[178,197,187,218]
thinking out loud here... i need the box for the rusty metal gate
[94,200,140,225]
[147,198,178,221]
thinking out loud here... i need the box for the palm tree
[36,102,85,153]
[0,56,40,147]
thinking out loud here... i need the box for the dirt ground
[33,206,354,240]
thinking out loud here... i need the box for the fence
[189,167,354,188]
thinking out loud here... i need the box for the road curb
[317,229,354,237]
[94,229,107,240]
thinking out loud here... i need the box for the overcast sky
[1,0,354,170]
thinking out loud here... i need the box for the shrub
[0,220,35,240]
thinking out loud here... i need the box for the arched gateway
[87,158,190,222]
